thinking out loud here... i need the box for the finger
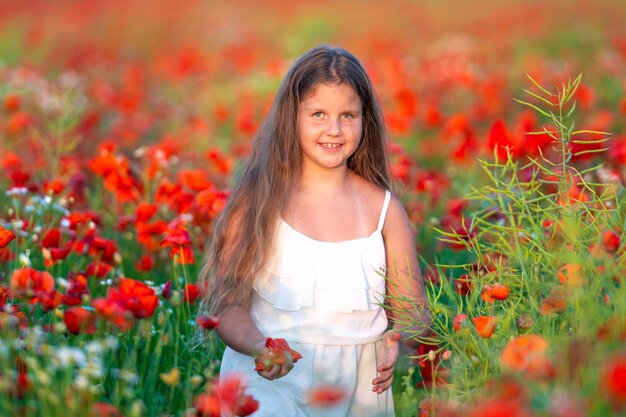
[260,363,281,380]
[278,363,292,378]
[377,360,394,373]
[385,331,401,343]
[374,375,394,393]
[372,368,393,385]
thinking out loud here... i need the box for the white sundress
[219,190,394,417]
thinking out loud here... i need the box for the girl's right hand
[253,340,295,380]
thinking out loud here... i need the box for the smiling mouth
[321,143,342,149]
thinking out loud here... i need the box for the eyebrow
[300,106,361,114]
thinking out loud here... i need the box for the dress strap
[377,190,392,231]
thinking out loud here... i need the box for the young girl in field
[200,45,431,417]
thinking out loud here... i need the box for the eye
[312,112,324,118]
[341,113,355,120]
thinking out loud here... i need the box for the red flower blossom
[602,353,626,409]
[4,94,20,112]
[473,316,497,338]
[135,203,158,222]
[307,385,346,407]
[193,392,221,417]
[92,297,134,331]
[161,224,195,264]
[0,225,16,249]
[557,263,582,286]
[254,338,303,372]
[500,334,553,379]
[86,261,114,279]
[10,267,55,299]
[180,169,213,191]
[539,286,568,316]
[453,314,468,332]
[89,402,124,417]
[137,220,168,250]
[481,283,511,303]
[162,280,173,300]
[196,314,220,330]
[453,274,474,295]
[184,283,200,304]
[135,254,154,272]
[212,374,259,416]
[64,307,96,335]
[61,275,90,306]
[602,230,621,253]
[109,278,159,319]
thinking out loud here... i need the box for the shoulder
[350,172,386,202]
[381,192,416,247]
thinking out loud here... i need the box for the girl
[200,45,431,417]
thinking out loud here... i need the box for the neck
[298,164,352,194]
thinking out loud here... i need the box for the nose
[325,117,343,136]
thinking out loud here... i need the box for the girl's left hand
[372,331,401,394]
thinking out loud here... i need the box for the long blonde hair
[199,45,391,314]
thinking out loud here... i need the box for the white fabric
[220,190,394,417]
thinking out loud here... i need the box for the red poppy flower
[454,274,474,295]
[602,230,621,253]
[180,169,212,191]
[307,385,346,407]
[453,314,468,332]
[473,316,497,338]
[193,392,221,417]
[481,283,511,303]
[89,402,124,417]
[43,246,72,267]
[212,373,259,416]
[108,278,159,319]
[540,286,568,316]
[43,179,64,195]
[10,268,55,298]
[501,334,552,379]
[38,290,63,312]
[92,297,134,331]
[183,283,200,304]
[4,94,20,112]
[196,314,220,330]
[602,353,626,409]
[254,338,303,372]
[86,261,113,279]
[137,220,168,250]
[0,226,16,249]
[135,203,158,222]
[162,280,173,300]
[64,307,96,335]
[135,254,154,272]
[61,277,90,306]
[557,263,582,286]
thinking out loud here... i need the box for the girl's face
[297,82,363,173]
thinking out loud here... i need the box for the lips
[320,143,342,149]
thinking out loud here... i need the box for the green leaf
[571,138,611,144]
[573,148,609,156]
[513,98,552,118]
[526,74,553,96]
[522,89,554,106]
[566,101,577,117]
[571,130,611,136]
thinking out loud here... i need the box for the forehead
[300,83,362,108]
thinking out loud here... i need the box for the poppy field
[1,1,625,416]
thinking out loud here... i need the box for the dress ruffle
[252,220,387,313]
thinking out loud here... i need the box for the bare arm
[215,298,265,357]
[382,194,432,350]
[211,214,293,380]
[372,194,432,393]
